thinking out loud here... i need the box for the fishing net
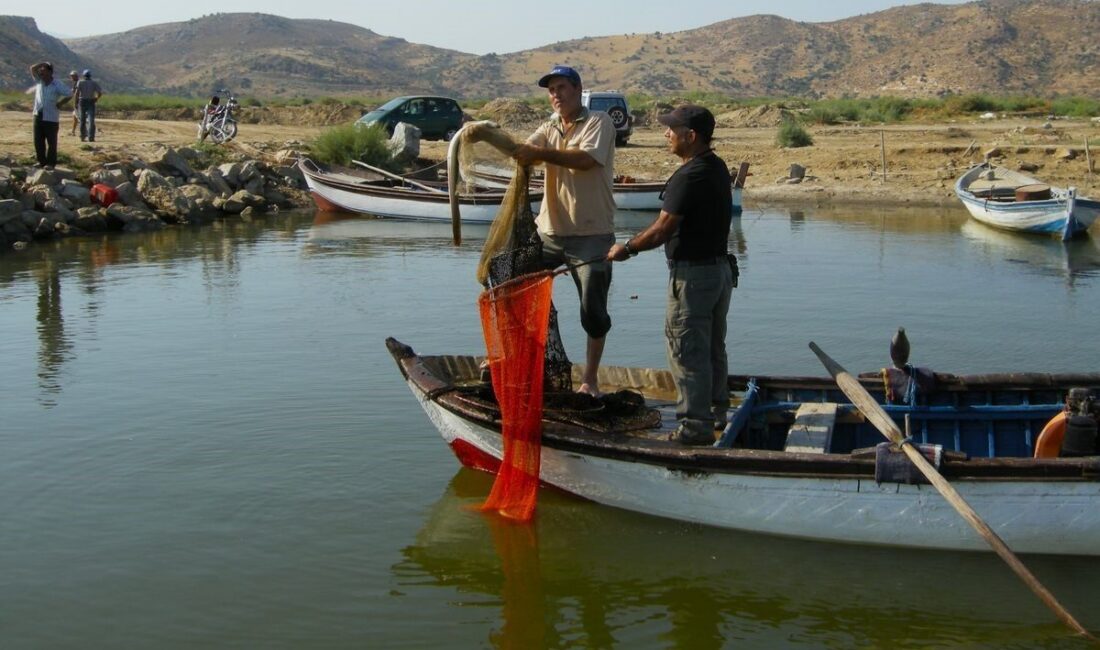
[456,122,578,521]
[478,272,554,521]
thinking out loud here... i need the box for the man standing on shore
[511,65,616,397]
[29,62,71,169]
[75,69,103,142]
[607,105,735,445]
[67,70,79,136]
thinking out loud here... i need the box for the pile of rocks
[476,99,546,129]
[0,146,310,250]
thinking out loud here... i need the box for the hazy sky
[33,0,972,54]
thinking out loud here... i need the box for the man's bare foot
[577,383,601,398]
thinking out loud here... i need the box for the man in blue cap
[512,65,616,397]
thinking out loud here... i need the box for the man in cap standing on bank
[607,105,735,445]
[512,65,617,397]
[75,69,103,142]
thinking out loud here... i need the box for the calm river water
[3,205,1100,648]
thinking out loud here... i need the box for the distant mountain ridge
[0,16,117,91]
[2,1,1098,99]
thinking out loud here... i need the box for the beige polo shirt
[527,108,616,236]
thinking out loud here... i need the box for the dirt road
[2,110,1096,207]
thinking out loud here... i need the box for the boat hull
[613,185,744,215]
[300,160,540,223]
[410,381,1100,555]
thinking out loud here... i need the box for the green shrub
[776,118,813,148]
[806,106,840,125]
[310,122,398,169]
[942,93,999,114]
[1052,96,1100,118]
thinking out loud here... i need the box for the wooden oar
[808,342,1094,641]
[350,160,445,194]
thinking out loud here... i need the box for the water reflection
[33,259,70,405]
[399,470,1100,647]
[962,220,1100,287]
[305,211,492,255]
[0,215,314,405]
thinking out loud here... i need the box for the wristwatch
[623,240,638,257]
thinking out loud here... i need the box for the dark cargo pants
[665,258,734,433]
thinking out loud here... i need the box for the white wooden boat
[298,158,541,224]
[387,337,1100,555]
[468,162,750,214]
[955,163,1100,239]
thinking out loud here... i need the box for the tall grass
[1051,96,1100,118]
[310,122,398,169]
[97,94,204,111]
[4,88,1096,125]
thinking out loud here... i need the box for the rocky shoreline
[0,146,311,251]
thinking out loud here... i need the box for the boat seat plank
[784,403,837,454]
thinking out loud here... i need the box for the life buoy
[1033,411,1067,458]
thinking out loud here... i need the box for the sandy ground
[2,110,1097,207]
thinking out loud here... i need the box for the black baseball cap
[537,65,581,88]
[657,104,716,139]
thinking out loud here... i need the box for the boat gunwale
[299,158,545,205]
[385,338,1100,482]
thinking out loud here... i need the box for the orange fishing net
[478,271,555,521]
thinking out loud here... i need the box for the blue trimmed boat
[388,336,1100,555]
[955,163,1100,239]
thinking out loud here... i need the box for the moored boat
[954,163,1100,239]
[468,162,750,213]
[298,158,542,224]
[387,337,1100,555]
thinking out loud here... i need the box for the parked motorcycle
[198,89,239,144]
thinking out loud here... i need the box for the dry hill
[0,16,128,91]
[3,1,1099,99]
[63,13,471,97]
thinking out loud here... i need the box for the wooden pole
[351,160,445,194]
[1086,138,1094,176]
[808,342,1095,641]
[880,130,887,183]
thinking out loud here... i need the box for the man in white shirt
[29,62,71,169]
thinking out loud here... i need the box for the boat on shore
[298,158,542,223]
[387,336,1100,555]
[954,163,1100,239]
[468,162,750,213]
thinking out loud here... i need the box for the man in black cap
[512,65,617,397]
[75,69,103,142]
[607,105,735,445]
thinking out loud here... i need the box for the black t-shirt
[661,151,733,261]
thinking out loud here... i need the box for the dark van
[356,95,466,141]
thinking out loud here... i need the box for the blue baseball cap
[537,65,581,88]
